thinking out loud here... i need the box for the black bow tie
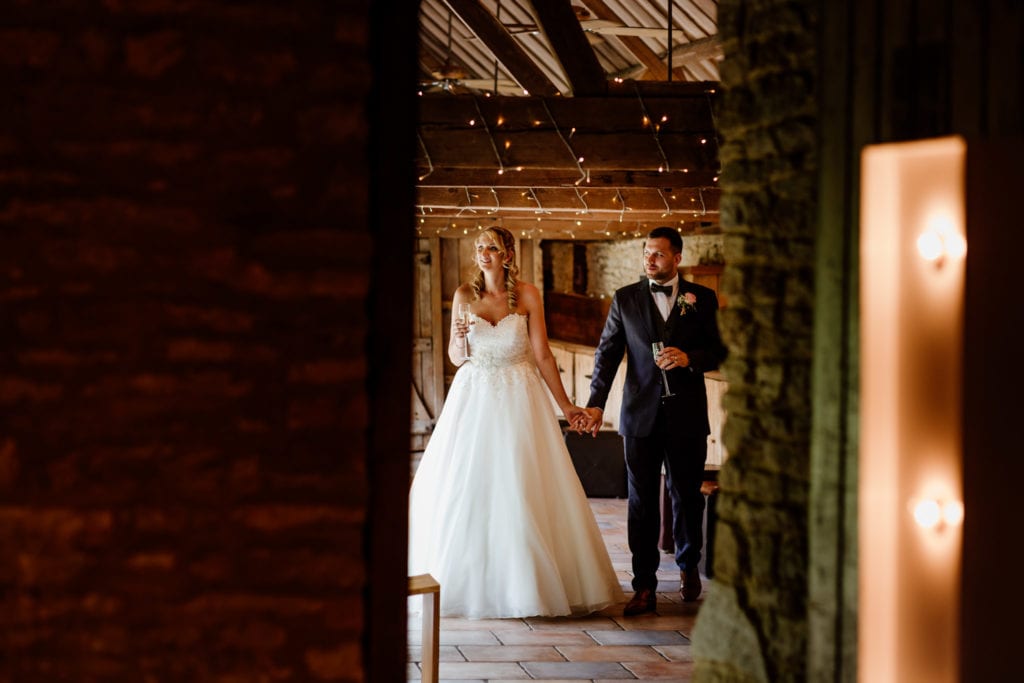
[650,283,673,295]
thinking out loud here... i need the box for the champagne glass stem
[652,341,673,398]
[458,304,472,358]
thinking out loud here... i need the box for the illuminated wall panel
[859,136,966,683]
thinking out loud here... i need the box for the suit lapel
[634,281,660,342]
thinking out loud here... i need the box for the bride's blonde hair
[470,226,520,311]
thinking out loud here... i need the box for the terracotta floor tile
[613,614,697,632]
[622,660,697,679]
[495,630,597,646]
[408,645,466,663]
[556,644,667,662]
[437,661,531,679]
[653,644,694,661]
[521,661,636,679]
[458,644,565,662]
[441,617,531,631]
[525,615,623,631]
[409,629,501,646]
[588,629,689,646]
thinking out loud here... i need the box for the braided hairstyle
[470,226,520,311]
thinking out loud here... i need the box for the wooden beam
[668,35,723,67]
[415,93,720,187]
[612,36,722,81]
[414,214,720,239]
[416,167,719,189]
[526,0,608,96]
[417,185,721,216]
[417,94,715,131]
[443,0,560,97]
[581,0,668,81]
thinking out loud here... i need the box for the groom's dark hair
[647,226,683,254]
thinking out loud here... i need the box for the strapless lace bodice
[464,313,532,370]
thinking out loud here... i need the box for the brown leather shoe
[623,588,656,616]
[680,570,702,602]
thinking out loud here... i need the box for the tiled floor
[408,498,706,682]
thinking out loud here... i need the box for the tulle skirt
[408,358,623,619]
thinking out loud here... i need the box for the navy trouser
[624,407,707,592]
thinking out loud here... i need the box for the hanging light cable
[634,83,671,172]
[417,133,434,181]
[540,99,587,185]
[667,0,674,81]
[472,96,506,175]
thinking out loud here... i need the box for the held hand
[655,346,689,370]
[564,405,586,431]
[580,407,603,437]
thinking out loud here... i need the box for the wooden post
[408,574,441,683]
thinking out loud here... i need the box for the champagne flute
[652,341,674,398]
[457,303,473,358]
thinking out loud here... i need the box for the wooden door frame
[365,2,418,680]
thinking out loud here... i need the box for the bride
[408,226,623,619]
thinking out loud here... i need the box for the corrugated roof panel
[418,0,719,95]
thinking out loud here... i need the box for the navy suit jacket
[587,277,727,439]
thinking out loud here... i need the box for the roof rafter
[581,0,668,81]
[526,0,608,96]
[443,0,560,97]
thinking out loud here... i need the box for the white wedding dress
[408,313,623,619]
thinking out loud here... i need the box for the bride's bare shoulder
[516,281,540,304]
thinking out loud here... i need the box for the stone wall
[588,239,645,294]
[0,3,385,681]
[691,1,818,681]
[543,233,725,298]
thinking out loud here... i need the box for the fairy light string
[540,98,587,184]
[417,133,434,181]
[472,95,506,175]
[658,188,672,217]
[574,187,590,215]
[704,88,722,179]
[528,187,550,214]
[634,82,671,173]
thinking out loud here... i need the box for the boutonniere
[677,292,697,315]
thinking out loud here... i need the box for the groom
[579,226,727,615]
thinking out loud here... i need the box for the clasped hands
[565,345,689,437]
[566,406,604,437]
